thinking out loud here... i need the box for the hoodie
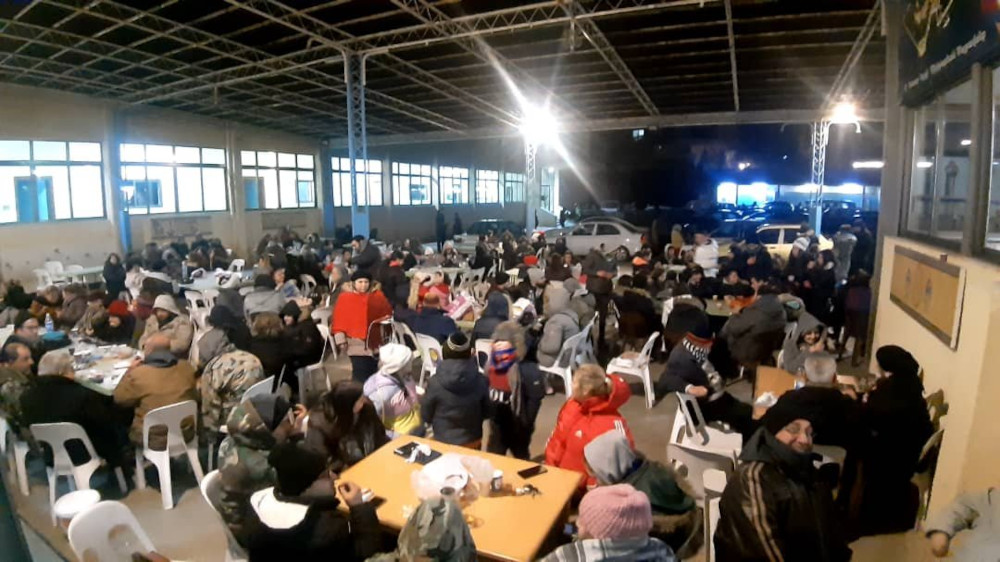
[538,284,580,367]
[363,344,420,437]
[545,374,633,488]
[781,311,824,374]
[420,357,491,446]
[138,295,194,357]
[472,292,509,343]
[693,239,719,277]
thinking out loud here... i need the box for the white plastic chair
[607,331,660,409]
[576,313,599,366]
[667,442,736,501]
[6,433,30,496]
[33,268,55,291]
[228,259,245,273]
[315,323,337,361]
[913,427,945,526]
[298,363,331,405]
[199,470,249,562]
[705,494,722,562]
[30,423,128,525]
[311,306,332,327]
[539,329,591,400]
[242,375,276,403]
[186,290,209,314]
[392,320,420,356]
[415,334,443,388]
[134,400,205,510]
[68,501,156,562]
[202,288,220,309]
[671,393,743,456]
[64,264,85,283]
[299,274,318,298]
[44,260,65,277]
[474,339,494,374]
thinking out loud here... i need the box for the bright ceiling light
[519,102,558,146]
[961,139,972,146]
[737,161,751,171]
[917,160,933,169]
[852,160,884,169]
[829,101,859,125]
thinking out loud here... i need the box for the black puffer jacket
[720,293,787,364]
[714,428,852,562]
[472,292,509,343]
[420,357,492,445]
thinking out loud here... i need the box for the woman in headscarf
[280,301,325,372]
[363,343,421,438]
[103,253,127,300]
[305,381,390,472]
[198,305,252,368]
[331,270,393,383]
[846,344,934,537]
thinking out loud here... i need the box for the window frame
[391,162,434,206]
[474,169,500,204]
[329,157,382,208]
[438,165,470,206]
[121,143,229,215]
[241,149,316,211]
[504,172,525,203]
[0,139,106,224]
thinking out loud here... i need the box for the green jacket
[0,366,32,435]
[623,458,701,555]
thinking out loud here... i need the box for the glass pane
[297,154,314,169]
[334,172,349,207]
[369,159,381,172]
[122,165,147,214]
[69,165,104,218]
[399,163,409,174]
[33,141,66,161]
[368,174,383,206]
[120,143,145,162]
[241,151,256,167]
[278,153,296,168]
[202,148,225,165]
[69,142,101,162]
[0,141,30,161]
[203,168,227,211]
[0,166,28,223]
[279,169,298,208]
[936,121,970,236]
[989,68,1000,251]
[909,106,936,233]
[147,166,176,213]
[175,146,201,164]
[176,167,203,212]
[340,158,351,170]
[259,168,278,209]
[258,151,276,168]
[421,165,431,176]
[35,166,70,219]
[146,144,174,163]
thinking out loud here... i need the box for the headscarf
[875,345,919,379]
[280,301,303,325]
[490,343,517,372]
[378,343,412,376]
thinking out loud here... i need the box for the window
[121,144,227,214]
[329,157,382,208]
[907,81,971,242]
[632,129,645,141]
[757,228,780,245]
[504,172,525,202]
[475,169,500,204]
[241,150,315,210]
[0,140,104,224]
[596,224,621,236]
[988,68,1000,252]
[572,224,594,236]
[391,162,432,206]
[438,166,469,205]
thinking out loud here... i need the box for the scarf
[682,338,710,364]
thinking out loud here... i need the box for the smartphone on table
[517,464,547,479]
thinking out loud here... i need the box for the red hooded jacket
[331,284,393,350]
[545,374,634,488]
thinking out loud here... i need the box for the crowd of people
[0,216,968,561]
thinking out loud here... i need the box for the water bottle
[44,313,54,333]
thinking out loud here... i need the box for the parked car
[452,219,524,255]
[541,215,643,240]
[562,219,646,260]
[755,223,832,260]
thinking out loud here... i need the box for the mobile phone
[393,442,420,457]
[517,465,547,479]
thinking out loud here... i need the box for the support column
[319,144,336,238]
[809,121,829,234]
[109,109,130,254]
[525,141,538,232]
[344,52,370,239]
[225,124,247,256]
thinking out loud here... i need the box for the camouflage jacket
[0,366,32,436]
[200,349,264,434]
[217,400,278,547]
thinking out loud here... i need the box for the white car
[562,219,646,260]
[755,224,833,260]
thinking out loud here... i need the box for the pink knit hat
[577,484,652,540]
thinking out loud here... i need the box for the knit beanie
[762,390,816,436]
[351,269,373,282]
[379,343,412,375]
[577,484,652,540]
[443,332,471,360]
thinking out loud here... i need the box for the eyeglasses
[21,323,39,331]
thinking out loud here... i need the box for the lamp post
[520,102,557,232]
[809,101,861,233]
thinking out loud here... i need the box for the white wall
[871,236,1000,515]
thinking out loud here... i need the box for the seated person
[405,292,456,344]
[363,343,421,438]
[20,349,129,468]
[141,260,175,296]
[6,311,43,370]
[784,353,861,451]
[272,267,301,300]
[584,430,698,555]
[243,275,286,320]
[74,290,108,335]
[472,292,509,343]
[719,282,786,368]
[218,394,303,547]
[248,312,288,379]
[198,305,252,369]
[29,286,62,323]
[537,283,580,367]
[56,284,88,330]
[280,302,325,373]
[654,321,753,437]
[780,297,826,374]
[717,267,753,298]
[680,266,715,300]
[421,333,490,448]
[376,496,477,560]
[614,274,660,350]
[201,345,265,436]
[925,488,1000,560]
[304,381,389,473]
[545,365,633,489]
[113,334,198,449]
[714,404,851,562]
[246,441,381,561]
[138,295,193,358]
[0,342,35,436]
[92,300,135,345]
[541,484,676,562]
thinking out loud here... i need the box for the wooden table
[752,366,802,419]
[339,436,582,562]
[704,298,732,318]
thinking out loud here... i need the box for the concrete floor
[5,351,935,561]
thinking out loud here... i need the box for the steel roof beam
[723,0,740,112]
[824,0,883,109]
[563,1,658,116]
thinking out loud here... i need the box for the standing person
[840,270,872,366]
[545,365,633,489]
[363,343,421,438]
[124,257,146,300]
[472,291,509,343]
[713,405,851,562]
[453,212,463,236]
[692,230,719,278]
[350,235,382,277]
[541,484,676,562]
[583,431,698,555]
[831,225,857,284]
[670,224,685,254]
[485,321,545,460]
[802,249,837,326]
[848,345,934,536]
[332,271,394,383]
[103,253,127,300]
[421,333,491,448]
[581,247,615,354]
[435,209,447,252]
[138,294,194,358]
[850,219,875,275]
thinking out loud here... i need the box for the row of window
[0,140,533,224]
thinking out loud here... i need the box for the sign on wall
[151,217,211,240]
[261,211,307,230]
[900,0,1000,104]
[889,246,966,348]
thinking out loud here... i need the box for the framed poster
[889,246,966,348]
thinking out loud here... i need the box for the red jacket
[545,374,634,487]
[331,286,393,349]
